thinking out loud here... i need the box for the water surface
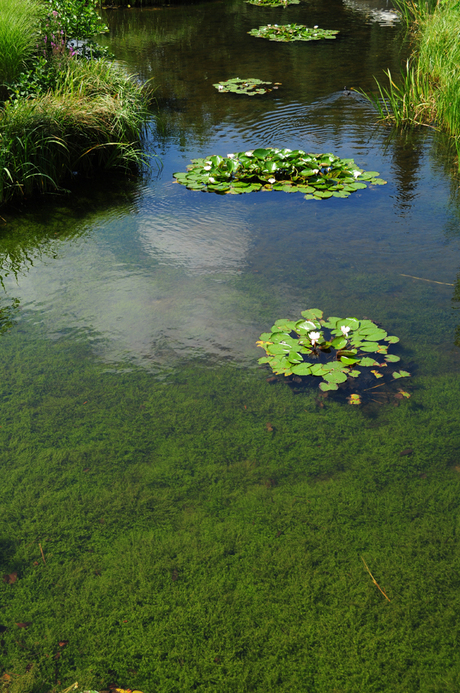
[1,2,460,691]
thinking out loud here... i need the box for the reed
[0,59,151,205]
[0,0,44,98]
[361,0,460,152]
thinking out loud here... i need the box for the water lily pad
[392,370,411,379]
[246,0,300,5]
[174,148,385,197]
[323,370,348,384]
[291,363,313,375]
[319,381,338,391]
[248,24,340,42]
[384,354,400,363]
[214,77,276,96]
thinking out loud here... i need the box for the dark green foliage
[44,0,109,42]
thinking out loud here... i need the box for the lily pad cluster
[173,147,386,197]
[213,78,280,96]
[257,309,410,398]
[246,0,300,6]
[248,24,339,42]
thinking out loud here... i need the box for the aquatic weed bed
[1,332,460,692]
[248,24,339,42]
[174,147,386,197]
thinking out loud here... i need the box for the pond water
[2,1,460,691]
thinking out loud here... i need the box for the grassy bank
[0,0,151,207]
[0,59,150,205]
[362,0,460,145]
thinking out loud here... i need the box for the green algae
[1,324,460,692]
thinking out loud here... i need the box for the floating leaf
[301,308,323,320]
[323,370,348,384]
[371,370,384,379]
[385,335,400,344]
[384,354,400,363]
[398,390,411,398]
[359,356,380,367]
[359,342,381,352]
[319,381,338,391]
[392,370,411,379]
[347,393,362,405]
[291,362,312,375]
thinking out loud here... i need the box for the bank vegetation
[0,0,151,207]
[362,0,460,153]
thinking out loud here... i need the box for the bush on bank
[0,0,151,207]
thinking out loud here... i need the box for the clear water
[1,1,460,691]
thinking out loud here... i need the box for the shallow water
[1,1,460,691]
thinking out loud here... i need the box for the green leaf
[359,357,380,367]
[301,309,323,320]
[359,342,380,352]
[340,356,361,366]
[384,354,400,363]
[392,370,411,379]
[323,370,348,384]
[319,381,338,391]
[291,363,312,375]
[310,363,328,376]
[362,329,387,341]
[267,343,291,355]
[338,317,360,331]
[331,337,347,349]
[288,351,303,364]
[385,335,400,344]
[348,369,361,377]
[258,356,273,364]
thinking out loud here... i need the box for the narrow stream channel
[1,0,460,690]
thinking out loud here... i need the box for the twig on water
[363,382,387,392]
[39,542,46,565]
[361,556,391,602]
[400,273,453,286]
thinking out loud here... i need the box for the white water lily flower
[341,325,351,337]
[218,85,224,91]
[314,25,318,28]
[353,170,361,179]
[204,165,212,171]
[284,148,292,152]
[311,169,319,175]
[310,331,320,345]
[227,153,235,159]
[208,177,216,183]
[268,177,276,184]
[245,151,253,156]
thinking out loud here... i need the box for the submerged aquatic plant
[213,78,280,96]
[248,24,339,42]
[173,147,386,197]
[257,309,410,398]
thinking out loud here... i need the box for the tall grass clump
[361,0,460,157]
[0,59,151,205]
[0,0,44,98]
